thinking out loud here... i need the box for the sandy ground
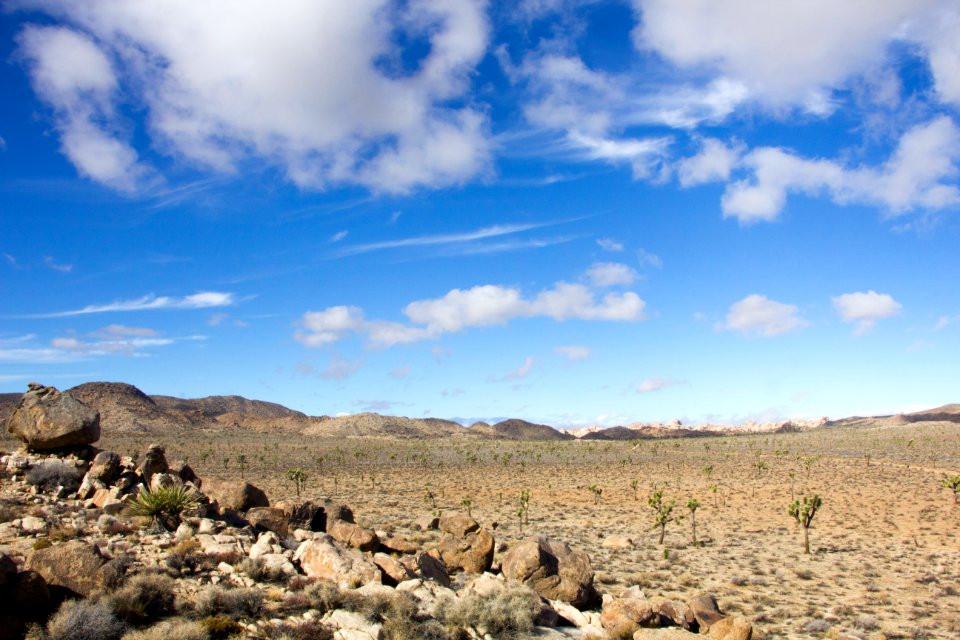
[80,421,960,639]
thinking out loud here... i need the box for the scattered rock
[633,629,702,639]
[246,507,291,537]
[400,551,451,588]
[502,536,599,609]
[602,590,658,636]
[6,384,100,450]
[26,540,111,598]
[708,615,753,640]
[293,534,381,588]
[687,593,725,631]
[274,499,325,531]
[411,515,439,531]
[374,553,414,585]
[438,511,479,537]
[85,450,121,484]
[602,535,635,549]
[327,520,379,552]
[203,478,270,513]
[437,527,494,574]
[138,444,169,484]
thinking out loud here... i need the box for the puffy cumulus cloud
[585,262,637,288]
[17,25,147,191]
[832,291,902,335]
[16,0,490,193]
[677,138,742,187]
[721,117,960,223]
[718,294,807,337]
[632,0,931,109]
[296,270,647,349]
[636,378,683,394]
[554,345,591,361]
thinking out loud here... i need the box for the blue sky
[2,1,959,427]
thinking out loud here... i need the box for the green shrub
[199,615,242,640]
[129,485,199,531]
[47,600,126,640]
[109,574,177,626]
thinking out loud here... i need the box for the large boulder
[203,478,270,513]
[601,588,658,636]
[246,507,290,537]
[501,536,599,609]
[26,540,113,598]
[708,616,753,640]
[293,534,381,588]
[399,551,451,588]
[687,593,725,632]
[137,444,169,483]
[85,450,121,484]
[273,499,325,531]
[438,512,479,537]
[437,528,494,574]
[328,520,379,552]
[6,384,99,450]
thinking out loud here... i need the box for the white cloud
[585,262,637,287]
[92,324,159,338]
[0,326,189,363]
[296,269,647,348]
[722,117,960,223]
[18,0,491,194]
[319,353,362,380]
[596,238,623,252]
[636,377,682,394]
[24,291,237,318]
[501,356,534,380]
[632,0,928,108]
[678,138,742,187]
[17,26,147,191]
[332,222,550,257]
[555,345,591,361]
[50,335,174,356]
[718,294,807,337]
[43,256,74,273]
[636,248,663,269]
[330,230,348,243]
[832,290,902,335]
[566,131,672,179]
[934,315,959,330]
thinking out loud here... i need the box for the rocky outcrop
[203,478,270,513]
[502,536,599,609]
[6,383,100,450]
[293,534,381,588]
[26,540,116,598]
[327,520,378,552]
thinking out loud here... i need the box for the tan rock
[26,540,111,597]
[501,536,599,609]
[328,520,379,552]
[374,553,414,585]
[293,534,381,588]
[687,593,725,632]
[633,629,701,640]
[438,511,479,537]
[437,528,494,574]
[246,507,290,537]
[380,535,418,555]
[203,478,270,513]
[399,551,451,588]
[6,385,99,450]
[709,615,752,640]
[601,595,658,636]
[85,450,121,484]
[274,499,324,531]
[602,535,635,549]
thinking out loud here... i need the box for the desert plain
[59,416,960,639]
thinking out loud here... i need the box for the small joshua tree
[630,479,639,500]
[286,468,307,498]
[518,489,530,524]
[587,484,603,505]
[788,494,822,554]
[461,496,473,518]
[687,498,701,546]
[237,454,248,479]
[943,475,960,504]
[648,488,680,545]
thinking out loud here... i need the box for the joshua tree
[587,484,603,505]
[461,496,473,518]
[788,494,822,554]
[286,468,307,498]
[518,489,531,524]
[943,475,960,504]
[630,479,639,500]
[687,498,701,546]
[237,454,247,479]
[648,488,680,545]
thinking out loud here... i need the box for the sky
[1,0,959,427]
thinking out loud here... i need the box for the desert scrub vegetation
[108,573,177,626]
[194,585,264,620]
[943,474,960,504]
[434,585,542,638]
[26,459,82,492]
[45,599,127,640]
[120,618,209,640]
[129,485,200,531]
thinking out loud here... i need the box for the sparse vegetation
[434,585,541,638]
[286,467,307,498]
[47,600,126,640]
[943,474,960,504]
[788,494,822,554]
[648,488,680,545]
[129,485,200,531]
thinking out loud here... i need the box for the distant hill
[900,404,960,424]
[580,425,713,440]
[470,418,574,441]
[301,413,475,439]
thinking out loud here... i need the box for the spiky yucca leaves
[788,494,822,554]
[130,485,200,531]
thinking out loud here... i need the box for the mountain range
[2,381,958,441]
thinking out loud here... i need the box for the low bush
[199,615,242,640]
[195,585,263,620]
[26,460,82,492]
[109,574,177,626]
[434,585,541,639]
[47,600,126,640]
[302,580,362,615]
[256,619,333,640]
[120,618,209,640]
[129,485,199,531]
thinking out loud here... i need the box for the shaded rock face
[26,540,112,598]
[274,499,325,531]
[437,528,494,574]
[327,520,379,552]
[246,507,291,537]
[6,384,100,450]
[203,478,270,513]
[137,444,169,483]
[501,535,599,609]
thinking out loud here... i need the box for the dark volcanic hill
[579,425,713,440]
[470,418,573,441]
[900,404,960,424]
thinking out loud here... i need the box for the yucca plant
[130,484,200,531]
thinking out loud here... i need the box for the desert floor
[88,421,960,639]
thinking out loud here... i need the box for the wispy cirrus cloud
[0,327,201,363]
[11,291,237,318]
